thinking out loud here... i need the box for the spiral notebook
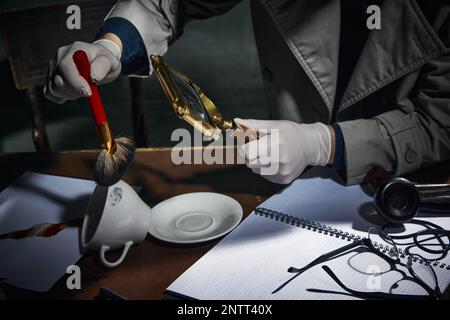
[166,168,450,300]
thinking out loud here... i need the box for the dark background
[0,0,268,153]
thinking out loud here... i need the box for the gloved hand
[234,118,333,185]
[44,39,122,104]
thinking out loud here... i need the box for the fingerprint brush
[73,50,135,186]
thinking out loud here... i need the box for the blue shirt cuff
[331,123,346,172]
[96,17,150,76]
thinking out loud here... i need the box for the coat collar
[261,0,447,117]
[261,0,341,111]
[340,0,447,110]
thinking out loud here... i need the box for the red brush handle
[73,50,108,125]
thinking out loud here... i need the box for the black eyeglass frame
[272,229,443,300]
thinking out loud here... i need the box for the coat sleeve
[337,3,450,185]
[338,49,450,185]
[336,2,450,185]
[103,0,242,75]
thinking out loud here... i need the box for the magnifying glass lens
[171,71,212,125]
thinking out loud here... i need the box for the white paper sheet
[0,172,96,292]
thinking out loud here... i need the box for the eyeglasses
[273,225,447,300]
[387,220,450,258]
[150,55,235,140]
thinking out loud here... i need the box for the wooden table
[0,149,449,299]
[0,148,281,299]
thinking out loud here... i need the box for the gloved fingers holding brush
[234,119,335,185]
[44,35,122,104]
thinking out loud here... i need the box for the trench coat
[105,0,450,184]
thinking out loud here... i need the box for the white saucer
[148,192,243,244]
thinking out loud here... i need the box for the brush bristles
[94,137,136,186]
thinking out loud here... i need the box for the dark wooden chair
[0,0,149,152]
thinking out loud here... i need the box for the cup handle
[99,241,133,268]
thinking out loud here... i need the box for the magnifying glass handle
[233,120,259,140]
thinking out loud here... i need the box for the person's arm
[334,2,450,185]
[97,0,243,76]
[94,0,172,76]
[45,0,242,103]
[337,49,450,184]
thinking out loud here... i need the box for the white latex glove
[44,40,122,104]
[234,118,332,185]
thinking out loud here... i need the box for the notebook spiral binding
[255,207,450,270]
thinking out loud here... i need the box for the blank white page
[0,172,94,292]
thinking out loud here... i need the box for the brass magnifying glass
[150,55,238,140]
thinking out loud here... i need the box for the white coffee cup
[81,180,152,268]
